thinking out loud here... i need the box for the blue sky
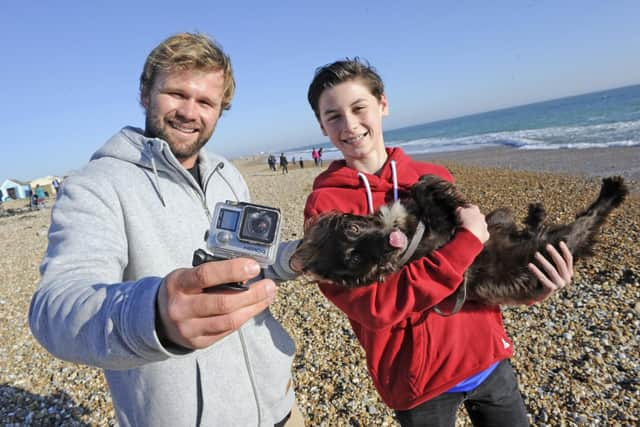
[2,0,639,180]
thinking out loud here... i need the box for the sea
[280,84,640,162]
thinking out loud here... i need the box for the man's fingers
[178,296,274,348]
[180,258,261,293]
[199,297,273,336]
[189,279,276,318]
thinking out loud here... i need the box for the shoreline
[416,146,640,191]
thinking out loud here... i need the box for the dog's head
[292,204,411,287]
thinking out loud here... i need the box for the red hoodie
[303,147,513,410]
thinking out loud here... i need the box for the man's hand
[156,258,276,350]
[527,241,574,303]
[457,205,490,244]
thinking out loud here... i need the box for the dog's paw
[524,203,546,230]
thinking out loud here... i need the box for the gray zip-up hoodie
[29,127,299,426]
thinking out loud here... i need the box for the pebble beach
[1,147,639,426]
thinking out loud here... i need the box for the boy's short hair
[140,32,235,113]
[307,58,385,121]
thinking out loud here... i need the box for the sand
[1,148,638,426]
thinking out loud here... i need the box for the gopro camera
[192,201,282,291]
[206,201,282,265]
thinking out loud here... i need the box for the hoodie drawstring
[357,172,375,215]
[390,160,399,203]
[146,142,167,207]
[207,162,240,202]
[357,160,399,215]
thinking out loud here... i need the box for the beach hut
[0,179,31,201]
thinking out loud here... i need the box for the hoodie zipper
[201,161,263,424]
[157,147,215,221]
[144,137,265,423]
[159,148,263,423]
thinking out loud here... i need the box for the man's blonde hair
[140,32,235,113]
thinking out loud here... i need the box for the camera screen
[218,208,240,232]
[239,206,279,244]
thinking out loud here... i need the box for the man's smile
[168,120,199,134]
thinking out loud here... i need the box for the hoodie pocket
[406,316,430,396]
[375,315,430,404]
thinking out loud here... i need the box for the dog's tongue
[389,230,408,249]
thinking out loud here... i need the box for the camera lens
[249,213,272,236]
[239,206,279,244]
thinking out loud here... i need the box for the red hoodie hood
[313,147,421,192]
[307,147,453,218]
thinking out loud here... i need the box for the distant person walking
[267,154,277,171]
[312,148,319,166]
[279,152,289,174]
[318,147,324,166]
[299,157,304,168]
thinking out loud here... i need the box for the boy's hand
[527,241,574,303]
[156,258,276,350]
[457,205,489,244]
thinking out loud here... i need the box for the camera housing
[207,201,282,266]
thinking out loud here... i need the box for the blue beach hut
[0,179,31,201]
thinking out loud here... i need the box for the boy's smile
[343,131,369,145]
[318,80,389,172]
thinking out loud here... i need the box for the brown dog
[292,175,628,305]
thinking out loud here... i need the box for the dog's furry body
[293,175,628,305]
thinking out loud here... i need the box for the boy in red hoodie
[301,59,574,426]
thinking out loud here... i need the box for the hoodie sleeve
[263,240,301,282]
[28,173,175,370]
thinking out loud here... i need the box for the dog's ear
[295,212,343,272]
[303,210,342,232]
[303,216,317,233]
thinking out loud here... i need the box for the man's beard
[145,114,212,161]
